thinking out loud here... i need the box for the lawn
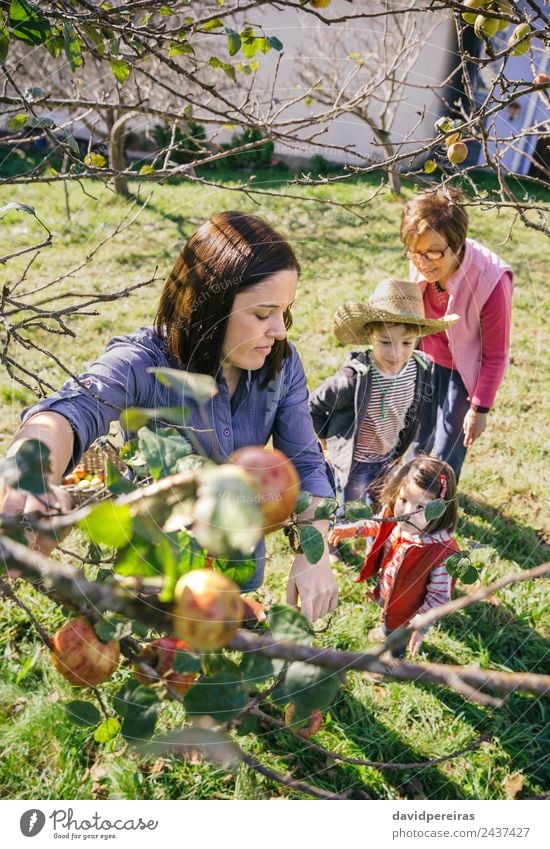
[0,170,548,800]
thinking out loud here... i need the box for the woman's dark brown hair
[154,211,299,385]
[380,456,458,533]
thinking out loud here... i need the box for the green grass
[0,170,549,800]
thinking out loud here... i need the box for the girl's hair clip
[439,473,447,499]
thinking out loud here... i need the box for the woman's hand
[0,479,71,556]
[286,498,339,621]
[408,630,425,657]
[463,409,488,446]
[287,550,338,622]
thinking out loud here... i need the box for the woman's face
[407,229,462,285]
[221,269,298,372]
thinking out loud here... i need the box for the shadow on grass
[255,692,475,800]
[436,603,550,675]
[414,652,550,797]
[458,494,549,570]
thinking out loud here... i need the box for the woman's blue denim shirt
[22,327,333,590]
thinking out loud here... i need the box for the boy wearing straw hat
[309,279,459,509]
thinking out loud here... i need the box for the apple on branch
[51,618,120,687]
[229,446,300,534]
[134,637,197,696]
[172,568,244,651]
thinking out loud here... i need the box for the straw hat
[333,278,459,345]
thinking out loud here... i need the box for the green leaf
[241,36,262,59]
[184,671,249,721]
[30,116,55,129]
[83,152,106,168]
[104,456,136,496]
[151,368,217,407]
[462,564,479,584]
[444,553,465,577]
[137,426,192,480]
[298,524,325,564]
[208,55,236,83]
[82,23,105,56]
[284,661,341,723]
[94,718,120,743]
[172,649,201,675]
[0,21,10,61]
[64,700,101,728]
[168,40,194,57]
[0,439,50,494]
[240,652,283,684]
[193,465,263,557]
[15,645,40,684]
[434,116,453,134]
[225,27,241,56]
[80,501,133,549]
[115,537,163,579]
[158,535,178,602]
[267,604,313,645]
[110,57,130,84]
[212,555,256,587]
[314,497,338,520]
[7,113,28,131]
[344,501,373,521]
[120,406,188,432]
[63,21,82,70]
[140,727,241,769]
[94,614,132,643]
[267,35,283,51]
[114,681,159,742]
[61,129,80,154]
[295,490,313,515]
[201,18,224,32]
[175,530,210,575]
[138,164,155,175]
[424,499,447,522]
[9,0,51,47]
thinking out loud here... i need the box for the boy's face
[368,324,418,374]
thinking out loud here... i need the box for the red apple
[134,637,197,696]
[172,568,244,651]
[51,618,120,687]
[229,446,301,533]
[447,141,469,165]
[284,704,324,738]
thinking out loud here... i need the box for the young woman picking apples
[2,212,338,621]
[400,187,513,481]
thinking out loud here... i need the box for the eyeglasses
[405,246,450,262]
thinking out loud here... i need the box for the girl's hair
[154,211,299,384]
[380,456,458,533]
[400,186,469,255]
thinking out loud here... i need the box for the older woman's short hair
[400,186,469,255]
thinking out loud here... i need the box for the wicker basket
[62,439,127,508]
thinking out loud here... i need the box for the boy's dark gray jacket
[309,349,432,488]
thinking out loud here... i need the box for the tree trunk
[109,111,137,197]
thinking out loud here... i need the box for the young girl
[329,457,459,658]
[309,278,458,507]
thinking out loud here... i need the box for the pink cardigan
[411,239,513,409]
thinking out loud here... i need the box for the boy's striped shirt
[353,358,417,462]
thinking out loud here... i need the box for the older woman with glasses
[400,186,513,481]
